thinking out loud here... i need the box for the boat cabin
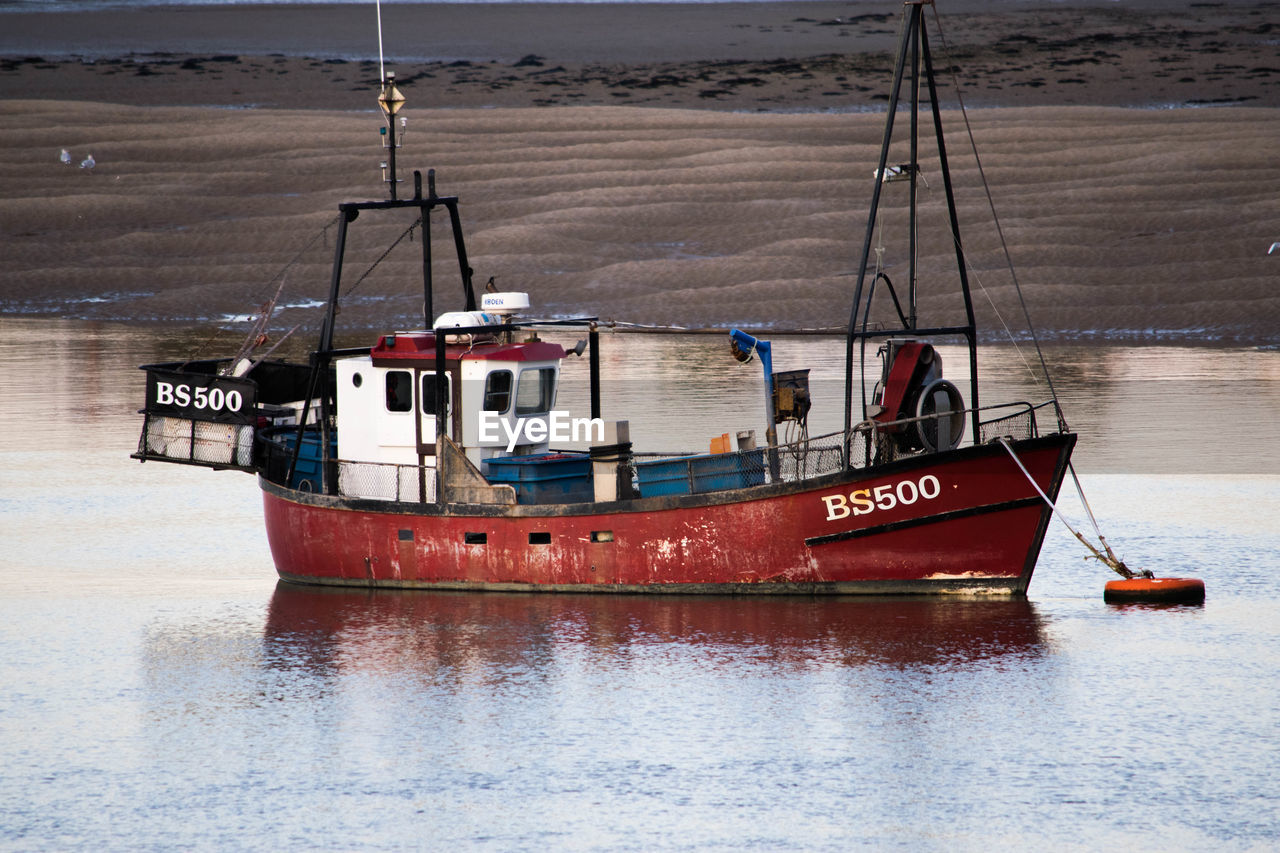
[333,292,567,496]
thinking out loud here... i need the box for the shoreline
[2,314,1274,350]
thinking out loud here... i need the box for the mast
[378,73,406,201]
[842,0,981,450]
[908,10,920,329]
[921,19,982,442]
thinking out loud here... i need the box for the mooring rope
[997,438,1146,579]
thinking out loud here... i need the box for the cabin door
[417,370,453,462]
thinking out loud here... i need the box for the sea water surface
[2,317,1279,850]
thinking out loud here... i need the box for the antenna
[374,0,406,199]
[376,0,385,84]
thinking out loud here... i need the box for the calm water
[2,317,1279,850]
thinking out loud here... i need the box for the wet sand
[1,2,1278,341]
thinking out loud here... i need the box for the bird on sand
[79,153,95,171]
[1269,242,1279,255]
[60,148,72,165]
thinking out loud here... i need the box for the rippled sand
[3,101,1277,341]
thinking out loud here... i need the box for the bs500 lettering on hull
[821,474,942,521]
[154,382,244,413]
[144,368,258,425]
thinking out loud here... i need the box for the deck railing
[257,400,1053,504]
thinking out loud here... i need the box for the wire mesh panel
[634,449,764,497]
[142,415,255,468]
[634,430,857,497]
[979,406,1038,443]
[257,431,437,502]
[773,431,852,484]
[337,460,437,503]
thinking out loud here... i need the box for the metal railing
[258,430,437,502]
[631,400,1048,495]
[256,400,1054,504]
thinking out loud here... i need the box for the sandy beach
[1,1,1278,341]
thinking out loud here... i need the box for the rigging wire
[341,216,424,300]
[960,247,1046,388]
[181,213,343,367]
[929,6,1141,577]
[929,4,1068,431]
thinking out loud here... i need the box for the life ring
[1104,577,1205,604]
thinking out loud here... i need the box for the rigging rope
[341,216,423,300]
[181,213,343,368]
[927,6,1146,582]
[929,5,1068,432]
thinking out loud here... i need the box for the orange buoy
[1104,577,1205,604]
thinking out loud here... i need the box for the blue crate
[635,450,766,498]
[273,428,335,493]
[485,453,593,505]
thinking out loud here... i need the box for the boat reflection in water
[262,582,1048,674]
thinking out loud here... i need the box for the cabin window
[385,371,412,413]
[420,374,449,415]
[483,370,513,413]
[515,368,556,416]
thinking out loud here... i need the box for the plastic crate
[635,450,766,498]
[485,453,593,505]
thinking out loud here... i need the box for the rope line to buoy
[1063,460,1130,574]
[996,438,1147,579]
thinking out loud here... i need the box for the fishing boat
[133,2,1076,595]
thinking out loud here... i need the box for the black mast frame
[289,169,480,493]
[288,169,601,497]
[842,1,981,459]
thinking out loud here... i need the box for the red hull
[263,434,1074,595]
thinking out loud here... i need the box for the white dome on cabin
[434,310,496,330]
[481,292,530,315]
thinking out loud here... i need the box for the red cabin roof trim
[370,332,565,365]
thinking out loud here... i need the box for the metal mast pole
[843,3,921,442]
[379,74,406,200]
